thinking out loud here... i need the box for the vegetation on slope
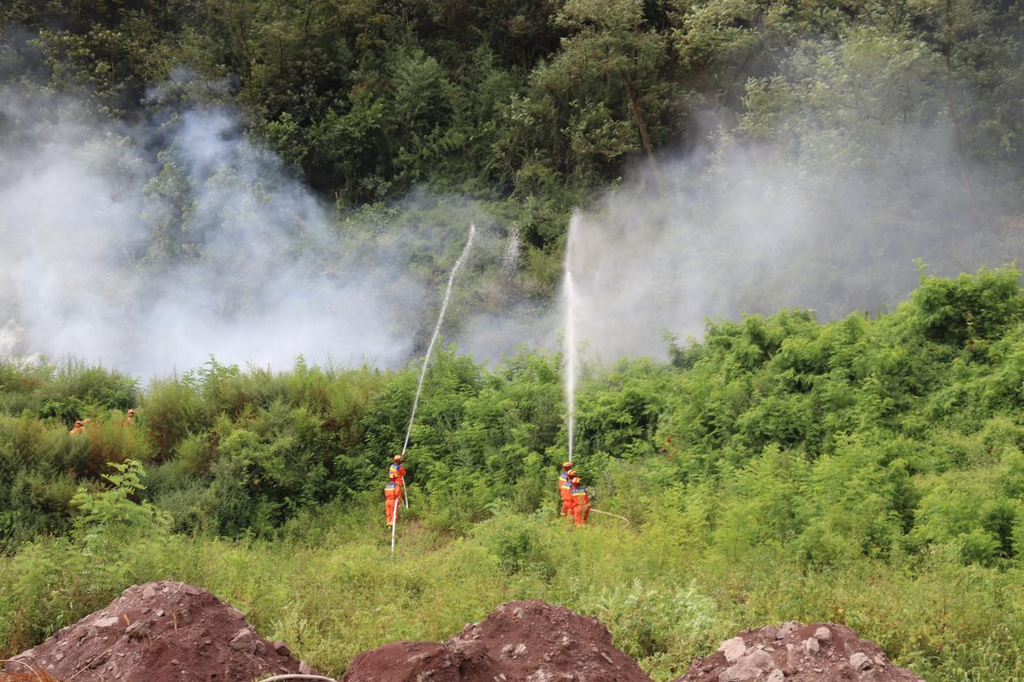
[3,269,1024,679]
[3,0,1024,292]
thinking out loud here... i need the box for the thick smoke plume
[0,88,473,376]
[565,124,1024,363]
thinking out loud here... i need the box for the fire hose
[588,508,630,525]
[391,488,399,552]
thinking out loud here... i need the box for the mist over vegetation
[5,269,1024,680]
[3,0,1024,368]
[4,2,1024,681]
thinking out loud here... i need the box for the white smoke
[564,128,1024,363]
[0,89,442,377]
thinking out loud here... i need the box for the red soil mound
[673,621,924,682]
[0,670,63,682]
[342,599,654,682]
[5,580,305,682]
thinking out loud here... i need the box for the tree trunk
[625,79,660,177]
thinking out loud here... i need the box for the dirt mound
[0,671,62,682]
[5,580,305,682]
[342,599,654,682]
[673,621,924,682]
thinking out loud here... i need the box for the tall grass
[2,504,1022,681]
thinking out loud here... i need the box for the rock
[512,643,527,659]
[124,621,150,640]
[273,640,291,656]
[803,637,819,654]
[299,660,313,675]
[767,670,784,682]
[814,627,832,645]
[229,628,255,653]
[719,637,747,664]
[142,585,157,601]
[718,650,774,682]
[93,617,120,629]
[777,622,798,638]
[850,652,872,671]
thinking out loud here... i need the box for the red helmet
[394,454,403,463]
[567,469,577,478]
[562,461,573,470]
[571,477,582,486]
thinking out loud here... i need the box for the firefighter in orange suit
[558,461,574,516]
[562,469,579,518]
[571,477,591,526]
[390,454,407,498]
[385,471,402,526]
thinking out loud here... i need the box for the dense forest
[3,0,1024,293]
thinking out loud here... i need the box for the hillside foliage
[3,1,1024,292]
[4,269,1024,679]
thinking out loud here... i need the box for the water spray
[393,223,476,549]
[564,270,577,461]
[563,215,579,462]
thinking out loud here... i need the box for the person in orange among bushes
[558,461,574,516]
[390,454,407,501]
[562,469,580,519]
[384,470,402,527]
[69,418,91,435]
[121,408,137,426]
[571,476,591,527]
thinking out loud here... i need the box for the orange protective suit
[572,486,590,526]
[384,480,401,526]
[390,463,407,492]
[559,472,574,516]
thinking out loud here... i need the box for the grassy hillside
[4,267,1024,679]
